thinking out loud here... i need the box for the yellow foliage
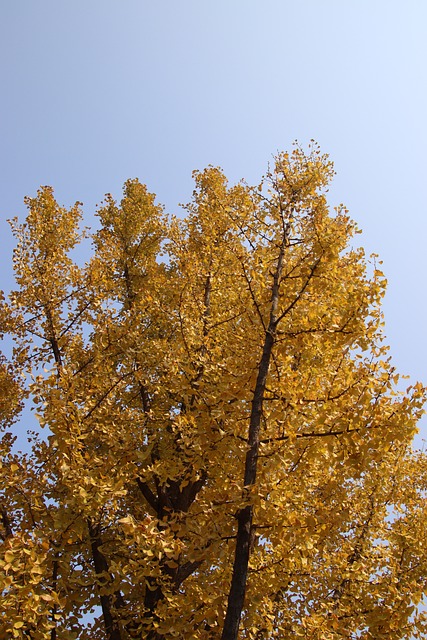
[1,144,426,639]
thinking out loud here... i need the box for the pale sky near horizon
[1,1,426,437]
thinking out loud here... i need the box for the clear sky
[1,1,426,436]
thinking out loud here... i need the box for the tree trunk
[221,238,285,640]
[88,521,123,640]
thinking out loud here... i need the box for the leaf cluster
[1,145,426,639]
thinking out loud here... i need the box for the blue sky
[1,1,426,435]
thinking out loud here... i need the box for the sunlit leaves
[1,146,426,639]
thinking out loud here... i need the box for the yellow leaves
[30,562,44,576]
[0,532,60,637]
[1,147,426,639]
[4,550,15,563]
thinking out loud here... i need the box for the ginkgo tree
[1,144,427,640]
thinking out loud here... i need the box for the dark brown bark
[88,521,123,640]
[144,577,164,640]
[137,471,207,636]
[221,237,286,640]
[1,507,13,539]
[136,477,159,512]
[44,304,63,368]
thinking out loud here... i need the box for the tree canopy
[1,145,427,639]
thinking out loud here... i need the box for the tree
[1,144,427,639]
